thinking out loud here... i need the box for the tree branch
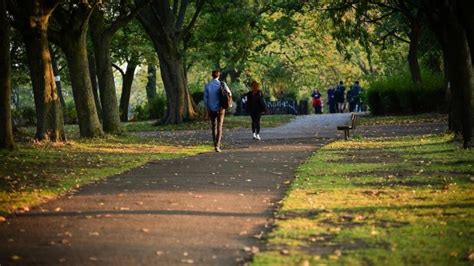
[108,0,150,35]
[79,0,102,34]
[112,62,125,78]
[45,0,61,16]
[181,0,204,41]
[175,0,189,30]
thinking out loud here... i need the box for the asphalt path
[0,113,446,265]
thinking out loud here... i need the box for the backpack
[220,81,233,110]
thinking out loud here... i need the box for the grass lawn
[252,134,474,265]
[358,113,447,126]
[124,114,295,132]
[0,135,209,216]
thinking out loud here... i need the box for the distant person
[245,81,267,140]
[327,85,336,113]
[351,81,362,112]
[311,88,322,114]
[335,81,346,113]
[204,69,232,152]
[347,81,360,112]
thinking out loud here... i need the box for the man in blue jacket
[204,70,232,152]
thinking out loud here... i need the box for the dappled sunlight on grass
[358,113,447,126]
[253,133,474,265]
[0,137,211,215]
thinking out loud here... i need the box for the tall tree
[323,0,425,83]
[7,0,66,141]
[89,0,145,132]
[0,0,15,149]
[423,0,473,148]
[136,0,204,124]
[49,1,103,138]
[114,54,139,122]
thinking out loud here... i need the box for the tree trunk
[157,47,197,124]
[145,65,157,103]
[61,32,103,138]
[457,1,474,137]
[119,61,138,122]
[442,16,473,148]
[136,0,200,124]
[407,24,422,84]
[88,48,102,119]
[0,0,15,149]
[90,11,122,133]
[21,15,65,141]
[49,45,66,108]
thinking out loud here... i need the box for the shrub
[148,94,166,119]
[12,106,36,127]
[133,94,167,121]
[366,69,445,115]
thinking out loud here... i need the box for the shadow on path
[0,114,447,265]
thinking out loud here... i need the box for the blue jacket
[204,79,231,112]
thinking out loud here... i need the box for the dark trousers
[329,101,336,113]
[250,112,262,134]
[209,109,225,148]
[314,106,322,114]
[349,101,356,112]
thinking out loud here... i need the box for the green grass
[252,134,474,265]
[124,114,295,132]
[0,135,210,216]
[358,113,447,126]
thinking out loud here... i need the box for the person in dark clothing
[311,88,323,114]
[347,85,356,112]
[327,85,336,113]
[335,81,346,113]
[245,81,267,140]
[352,81,362,112]
[204,69,232,152]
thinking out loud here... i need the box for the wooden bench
[337,113,357,140]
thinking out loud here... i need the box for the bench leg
[347,129,350,138]
[344,129,348,140]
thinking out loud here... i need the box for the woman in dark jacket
[246,81,266,140]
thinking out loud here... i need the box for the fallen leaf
[280,249,289,255]
[468,252,474,261]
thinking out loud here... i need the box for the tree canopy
[1,0,472,148]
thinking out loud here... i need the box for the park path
[0,114,446,265]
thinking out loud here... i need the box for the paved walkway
[0,114,447,265]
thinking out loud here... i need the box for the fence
[235,98,308,116]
